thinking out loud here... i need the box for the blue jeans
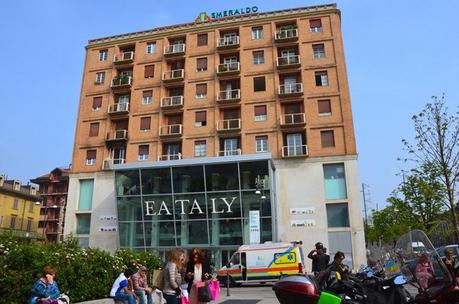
[163,293,179,304]
[135,289,153,304]
[114,291,136,304]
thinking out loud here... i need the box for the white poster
[249,210,260,244]
[290,207,315,215]
[290,219,316,228]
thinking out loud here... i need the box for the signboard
[290,219,316,228]
[290,207,315,215]
[144,197,237,216]
[195,6,259,23]
[249,210,260,244]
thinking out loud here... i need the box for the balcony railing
[108,102,129,114]
[106,130,128,141]
[158,153,182,161]
[113,51,134,64]
[111,76,132,88]
[217,62,240,75]
[218,149,242,157]
[278,83,303,96]
[102,158,126,170]
[280,113,306,126]
[159,124,183,136]
[275,28,298,41]
[162,69,184,81]
[277,55,300,68]
[160,96,184,108]
[217,89,240,102]
[282,145,308,157]
[217,36,240,48]
[217,119,241,131]
[164,44,186,55]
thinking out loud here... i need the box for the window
[76,214,91,234]
[196,57,207,72]
[309,19,323,32]
[256,136,268,152]
[26,218,33,232]
[142,90,152,104]
[326,203,350,227]
[140,117,151,131]
[99,50,108,61]
[10,216,17,229]
[28,201,34,213]
[251,26,263,40]
[195,111,207,127]
[254,105,267,121]
[144,65,155,78]
[196,83,207,99]
[197,33,208,46]
[323,163,347,200]
[95,72,105,84]
[138,145,149,161]
[318,99,331,115]
[89,122,99,137]
[253,76,266,92]
[313,44,325,59]
[146,42,156,54]
[194,140,206,157]
[252,51,264,65]
[328,231,353,266]
[78,179,94,210]
[86,149,96,165]
[315,71,329,86]
[92,96,102,111]
[13,198,19,210]
[321,130,335,147]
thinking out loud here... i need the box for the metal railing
[159,124,183,136]
[278,83,303,95]
[275,28,298,40]
[108,102,129,113]
[277,55,300,66]
[111,76,132,87]
[282,145,308,157]
[106,130,128,140]
[217,62,240,73]
[218,149,241,157]
[160,96,184,108]
[217,119,241,131]
[113,51,134,62]
[103,158,126,170]
[281,113,306,125]
[164,43,186,55]
[217,89,240,101]
[217,36,240,47]
[158,153,182,161]
[162,69,184,81]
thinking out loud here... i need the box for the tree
[401,95,459,242]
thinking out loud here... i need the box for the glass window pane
[328,231,353,266]
[117,197,143,221]
[173,166,205,193]
[119,222,145,247]
[210,219,242,246]
[176,220,208,246]
[143,195,174,221]
[116,170,141,196]
[76,214,91,234]
[239,161,269,189]
[206,191,241,219]
[261,218,273,243]
[78,179,94,210]
[326,203,350,227]
[323,163,347,200]
[141,168,171,194]
[174,194,206,220]
[145,221,176,247]
[205,163,239,191]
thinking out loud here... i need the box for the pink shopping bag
[180,295,190,304]
[208,280,220,301]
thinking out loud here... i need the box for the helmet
[315,242,324,249]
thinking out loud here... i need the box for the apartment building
[65,3,365,269]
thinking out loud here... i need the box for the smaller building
[31,168,70,242]
[0,175,41,238]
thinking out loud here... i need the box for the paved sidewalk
[215,284,278,304]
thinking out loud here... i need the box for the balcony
[162,69,184,83]
[217,36,240,49]
[105,130,128,142]
[160,96,184,109]
[282,145,308,158]
[217,62,240,76]
[277,55,301,69]
[164,44,186,57]
[102,158,126,170]
[113,51,134,65]
[108,102,129,115]
[280,113,306,127]
[275,28,298,42]
[158,153,182,161]
[278,83,303,97]
[217,89,240,103]
[159,124,183,137]
[218,149,241,157]
[110,76,132,91]
[217,119,241,132]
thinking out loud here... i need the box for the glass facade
[115,160,273,267]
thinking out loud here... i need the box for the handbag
[180,293,190,304]
[208,280,220,301]
[196,281,212,302]
[152,269,164,289]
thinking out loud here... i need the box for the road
[215,284,278,304]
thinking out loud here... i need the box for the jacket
[184,261,211,292]
[162,262,182,296]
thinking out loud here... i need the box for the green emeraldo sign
[195,6,259,23]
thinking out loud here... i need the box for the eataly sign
[144,197,238,216]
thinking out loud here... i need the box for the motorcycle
[394,229,459,304]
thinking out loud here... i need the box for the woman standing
[185,249,211,304]
[163,249,185,304]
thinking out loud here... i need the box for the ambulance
[218,241,305,285]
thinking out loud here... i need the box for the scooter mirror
[366,271,374,278]
[394,275,406,285]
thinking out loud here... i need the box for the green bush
[0,233,163,304]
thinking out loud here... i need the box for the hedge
[0,233,162,304]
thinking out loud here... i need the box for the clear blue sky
[0,0,458,211]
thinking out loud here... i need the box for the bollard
[226,270,230,296]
